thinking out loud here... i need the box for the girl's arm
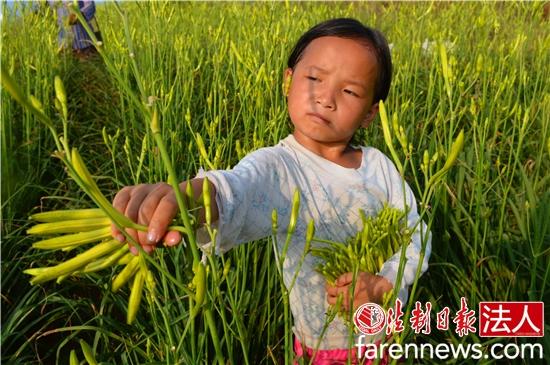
[377,153,432,305]
[110,178,218,254]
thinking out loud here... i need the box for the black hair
[287,18,392,103]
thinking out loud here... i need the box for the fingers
[111,186,132,243]
[326,272,372,312]
[325,272,354,302]
[111,186,140,254]
[327,290,347,305]
[143,184,178,244]
[110,183,181,255]
[335,272,354,286]
[125,184,155,248]
[326,286,356,312]
[326,282,349,306]
[326,289,353,312]
[163,230,182,247]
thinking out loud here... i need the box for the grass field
[1,1,549,364]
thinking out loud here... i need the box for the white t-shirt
[198,134,431,349]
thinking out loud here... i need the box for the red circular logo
[354,303,386,335]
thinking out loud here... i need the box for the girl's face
[285,36,379,150]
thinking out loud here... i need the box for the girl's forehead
[298,36,378,74]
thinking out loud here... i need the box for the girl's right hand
[111,183,182,255]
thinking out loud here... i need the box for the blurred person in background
[50,0,102,60]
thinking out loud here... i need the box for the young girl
[111,18,431,364]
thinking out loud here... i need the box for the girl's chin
[293,131,349,146]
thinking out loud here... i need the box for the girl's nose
[315,87,336,110]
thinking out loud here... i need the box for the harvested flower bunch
[310,204,412,315]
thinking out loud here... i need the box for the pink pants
[293,337,388,365]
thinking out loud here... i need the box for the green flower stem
[150,111,200,265]
[379,100,404,174]
[204,308,225,365]
[1,65,62,152]
[113,3,147,101]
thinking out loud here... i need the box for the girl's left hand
[326,272,393,312]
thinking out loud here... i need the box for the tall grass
[2,1,549,364]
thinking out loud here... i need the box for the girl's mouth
[307,112,331,125]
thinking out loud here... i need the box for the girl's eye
[344,89,359,97]
[306,76,318,81]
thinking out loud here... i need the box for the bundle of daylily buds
[25,208,127,283]
[24,208,156,325]
[23,148,158,325]
[309,205,411,320]
[310,204,412,286]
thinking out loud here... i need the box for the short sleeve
[195,147,289,254]
[375,153,432,304]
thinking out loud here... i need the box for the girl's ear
[361,102,379,128]
[283,68,293,96]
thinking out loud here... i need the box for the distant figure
[50,0,102,59]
